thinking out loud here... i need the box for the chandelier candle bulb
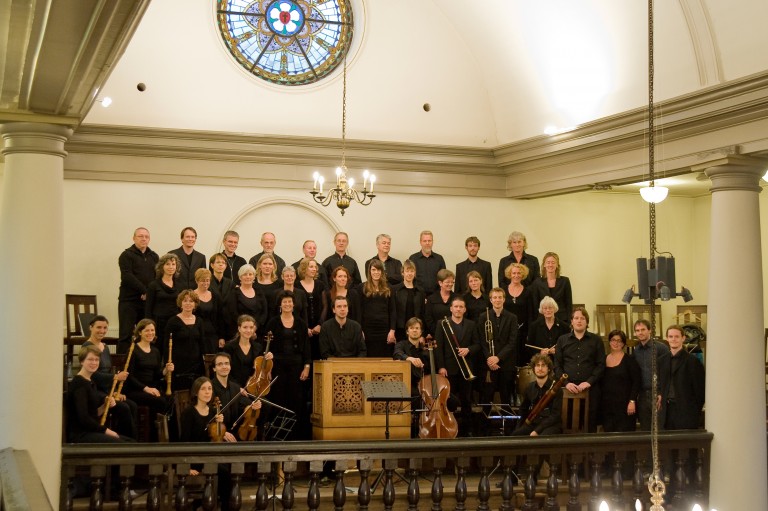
[335,167,342,187]
[319,176,324,195]
[313,171,319,191]
[363,169,369,190]
[370,174,375,193]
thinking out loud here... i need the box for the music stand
[360,381,412,440]
[361,380,413,493]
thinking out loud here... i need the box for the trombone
[484,308,494,383]
[440,316,476,381]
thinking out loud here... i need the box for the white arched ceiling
[83,0,768,148]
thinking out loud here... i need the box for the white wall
[62,178,709,336]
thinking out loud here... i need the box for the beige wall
[61,178,711,336]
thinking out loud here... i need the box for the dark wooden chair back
[561,389,590,434]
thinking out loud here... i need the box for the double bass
[237,332,273,441]
[418,337,458,439]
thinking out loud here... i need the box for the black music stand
[360,381,413,440]
[361,380,413,493]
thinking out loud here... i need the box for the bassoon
[524,373,568,425]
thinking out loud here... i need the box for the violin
[208,397,227,442]
[418,337,458,439]
[237,332,273,441]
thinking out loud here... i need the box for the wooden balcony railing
[61,430,713,510]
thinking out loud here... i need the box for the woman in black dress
[222,314,267,388]
[297,258,328,360]
[528,296,570,360]
[531,252,573,323]
[164,290,206,391]
[503,262,535,363]
[193,268,226,354]
[325,266,361,322]
[264,291,311,440]
[254,254,283,327]
[360,259,396,358]
[145,252,182,344]
[462,270,490,323]
[225,264,268,336]
[124,319,172,439]
[424,269,456,336]
[279,265,308,326]
[392,259,425,341]
[600,330,641,432]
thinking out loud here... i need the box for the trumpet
[440,316,476,381]
[484,308,494,383]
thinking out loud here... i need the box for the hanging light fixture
[310,58,376,216]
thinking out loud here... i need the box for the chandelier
[310,58,376,216]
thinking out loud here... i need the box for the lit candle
[348,177,355,189]
[370,174,376,193]
[599,502,609,511]
[335,167,342,187]
[319,176,324,195]
[363,169,369,190]
[635,499,642,511]
[312,171,319,191]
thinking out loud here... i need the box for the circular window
[217,0,354,86]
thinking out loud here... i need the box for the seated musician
[512,354,562,436]
[394,317,458,437]
[65,346,133,443]
[81,315,138,439]
[319,295,366,358]
[222,314,267,388]
[210,352,261,439]
[434,296,480,437]
[179,376,239,511]
[124,319,173,441]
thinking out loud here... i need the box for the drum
[516,365,536,401]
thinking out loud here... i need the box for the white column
[0,122,72,508]
[703,156,766,511]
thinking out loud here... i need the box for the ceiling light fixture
[310,58,376,216]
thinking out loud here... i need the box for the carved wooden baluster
[611,457,624,509]
[254,463,270,511]
[566,458,581,511]
[90,465,106,511]
[229,462,244,511]
[175,471,189,511]
[545,457,560,511]
[333,460,348,511]
[430,458,445,511]
[64,470,74,511]
[308,460,323,511]
[589,453,603,511]
[145,470,161,511]
[382,458,397,511]
[201,470,216,511]
[118,464,135,511]
[454,457,469,511]
[693,448,705,503]
[499,459,514,511]
[672,450,687,507]
[407,458,421,511]
[521,460,538,511]
[476,456,492,511]
[357,459,372,511]
[282,461,296,509]
[633,458,646,511]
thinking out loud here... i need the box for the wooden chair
[203,354,217,379]
[173,389,192,439]
[675,305,707,332]
[594,304,629,352]
[64,294,99,366]
[561,389,589,434]
[629,304,663,345]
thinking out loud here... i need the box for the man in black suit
[664,325,705,430]
[434,296,480,436]
[455,236,493,294]
[249,232,286,274]
[117,227,158,353]
[477,287,518,408]
[170,227,207,291]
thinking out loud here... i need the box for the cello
[418,337,458,439]
[237,332,273,441]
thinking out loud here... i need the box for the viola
[208,397,227,442]
[237,332,273,441]
[418,337,458,439]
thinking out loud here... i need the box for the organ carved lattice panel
[370,372,405,415]
[331,373,364,414]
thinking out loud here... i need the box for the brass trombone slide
[484,308,495,383]
[440,316,477,381]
